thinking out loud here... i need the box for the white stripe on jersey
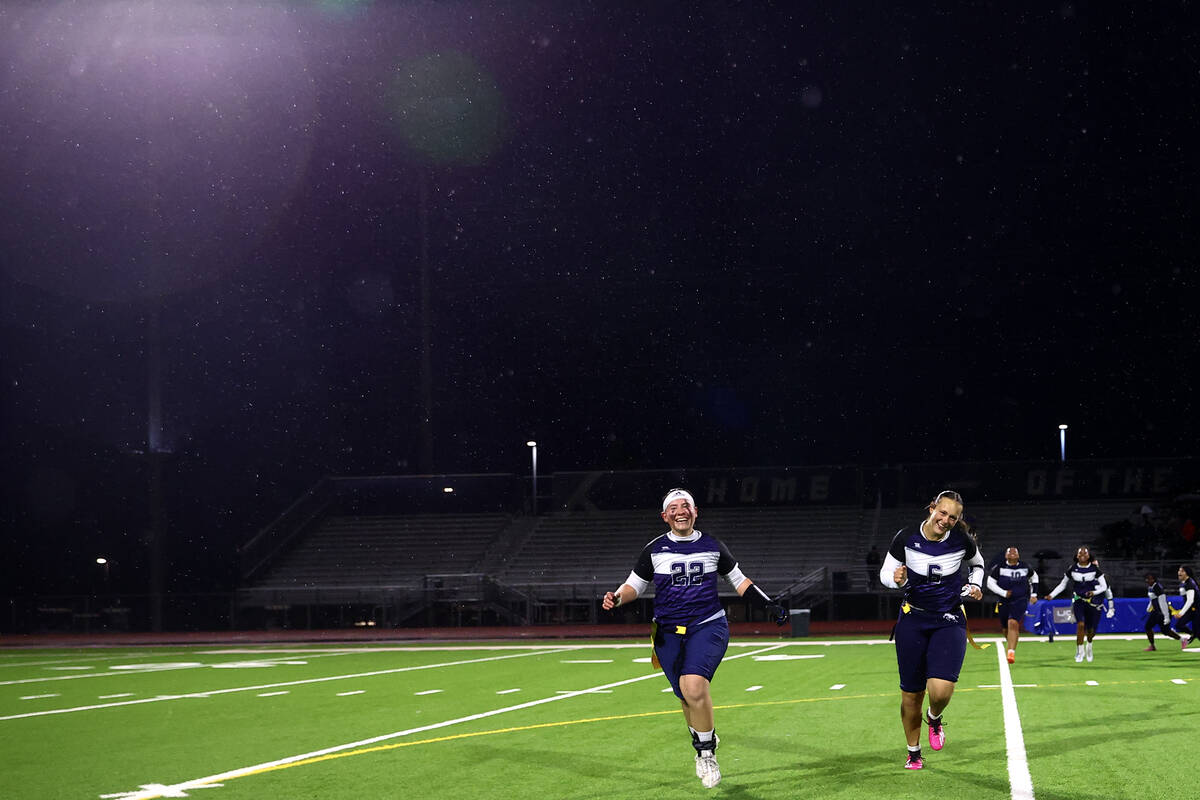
[650,549,720,576]
[903,546,967,579]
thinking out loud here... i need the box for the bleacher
[495,506,868,592]
[252,512,513,589]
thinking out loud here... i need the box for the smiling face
[1005,547,1020,565]
[923,497,963,539]
[661,496,698,536]
[1076,546,1091,566]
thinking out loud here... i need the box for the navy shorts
[1072,599,1102,630]
[654,616,730,699]
[893,608,967,693]
[999,599,1028,627]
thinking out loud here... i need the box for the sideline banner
[1021,597,1183,636]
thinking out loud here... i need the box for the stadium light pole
[527,441,538,515]
[1058,424,1068,462]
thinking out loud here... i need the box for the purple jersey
[886,524,983,614]
[988,560,1037,601]
[631,530,739,626]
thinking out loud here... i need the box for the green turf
[2,635,1196,799]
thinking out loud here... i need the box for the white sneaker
[1074,648,1084,663]
[695,752,721,788]
[1085,643,1094,662]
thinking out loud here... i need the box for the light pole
[526,441,538,515]
[1058,424,1068,462]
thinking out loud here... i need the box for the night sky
[1,2,1196,592]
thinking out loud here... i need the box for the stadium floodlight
[527,441,538,515]
[442,486,454,493]
[1058,424,1068,462]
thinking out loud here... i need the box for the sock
[927,711,941,723]
[696,729,714,744]
[908,745,921,755]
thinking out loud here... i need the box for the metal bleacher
[251,512,513,590]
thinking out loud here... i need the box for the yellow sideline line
[118,675,1199,795]
[178,692,885,786]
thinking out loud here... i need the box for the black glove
[766,603,789,626]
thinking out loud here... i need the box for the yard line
[19,693,61,700]
[1171,679,1187,685]
[99,643,789,800]
[414,690,442,696]
[829,684,845,690]
[996,638,1035,800]
[257,691,289,697]
[1,647,580,722]
[336,691,365,696]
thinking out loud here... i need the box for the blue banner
[1022,597,1185,635]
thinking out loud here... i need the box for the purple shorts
[893,607,967,693]
[654,616,730,699]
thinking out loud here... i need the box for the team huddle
[604,487,1198,787]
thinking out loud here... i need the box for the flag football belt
[1072,594,1105,610]
[891,602,989,650]
[648,621,691,670]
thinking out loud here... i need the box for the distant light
[442,487,454,493]
[526,441,537,447]
[96,557,108,565]
[1058,424,1069,430]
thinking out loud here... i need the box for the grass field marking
[0,652,183,670]
[1085,680,1099,686]
[256,691,289,697]
[99,665,676,800]
[995,637,1035,800]
[100,668,904,799]
[336,690,365,696]
[2,647,579,722]
[830,684,845,690]
[19,693,61,700]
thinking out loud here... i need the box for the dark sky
[1,1,1196,590]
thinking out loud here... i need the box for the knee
[678,676,710,705]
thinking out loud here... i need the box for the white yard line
[996,638,1035,800]
[98,643,788,800]
[1,648,580,722]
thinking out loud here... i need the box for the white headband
[661,489,695,511]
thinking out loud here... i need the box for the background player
[602,488,787,789]
[1174,565,1198,649]
[879,490,984,771]
[1142,572,1181,651]
[1044,546,1109,662]
[986,546,1038,664]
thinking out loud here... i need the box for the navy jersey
[1180,578,1199,615]
[885,524,984,614]
[1049,562,1106,601]
[626,530,744,626]
[987,560,1037,601]
[1148,580,1171,617]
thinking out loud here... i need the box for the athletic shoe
[1183,636,1192,650]
[692,732,719,779]
[1085,643,1094,662]
[1074,649,1084,663]
[695,752,721,788]
[925,713,945,751]
[1006,649,1015,664]
[904,752,924,770]
[1143,645,1156,651]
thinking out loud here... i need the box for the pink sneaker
[925,714,945,751]
[905,753,924,770]
[1183,636,1191,650]
[1143,645,1156,651]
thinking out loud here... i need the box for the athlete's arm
[1045,574,1069,600]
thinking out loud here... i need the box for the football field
[2,634,1196,799]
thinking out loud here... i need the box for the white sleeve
[986,575,1005,596]
[880,553,904,589]
[965,551,985,588]
[1045,575,1069,600]
[1155,595,1169,616]
[724,564,748,590]
[624,571,650,597]
[1180,588,1196,616]
[1030,570,1039,589]
[1094,575,1109,596]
